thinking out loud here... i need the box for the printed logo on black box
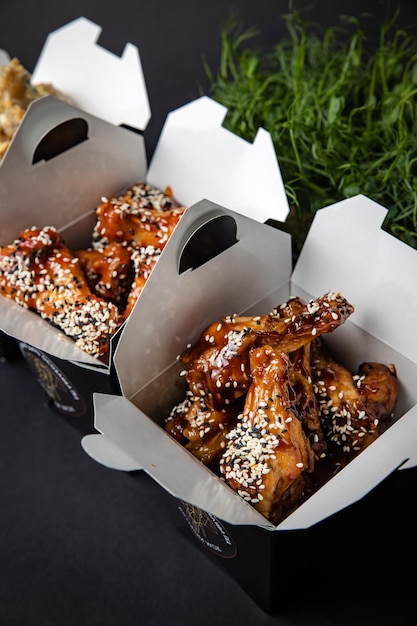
[178,500,237,558]
[19,343,86,417]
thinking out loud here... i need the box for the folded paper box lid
[82,195,417,529]
[31,16,151,131]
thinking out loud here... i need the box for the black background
[1,2,417,624]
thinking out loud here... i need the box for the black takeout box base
[19,342,121,435]
[164,466,410,613]
[0,331,19,362]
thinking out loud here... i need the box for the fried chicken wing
[311,338,399,454]
[288,343,327,460]
[123,245,161,318]
[219,345,314,522]
[76,241,134,312]
[0,226,122,358]
[92,182,186,251]
[182,292,354,411]
[165,390,241,467]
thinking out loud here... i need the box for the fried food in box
[0,183,186,359]
[165,292,399,524]
[0,226,121,358]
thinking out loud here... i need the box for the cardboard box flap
[31,17,150,131]
[89,392,275,528]
[0,96,147,244]
[82,429,142,472]
[113,199,292,399]
[147,96,289,224]
[292,194,417,364]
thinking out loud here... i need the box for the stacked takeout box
[2,17,417,613]
[0,17,287,433]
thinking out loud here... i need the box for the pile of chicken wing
[0,182,185,358]
[165,292,399,524]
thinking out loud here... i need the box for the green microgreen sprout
[203,2,417,255]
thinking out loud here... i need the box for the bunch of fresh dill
[204,3,417,254]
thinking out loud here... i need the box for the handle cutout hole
[33,118,88,164]
[179,214,238,274]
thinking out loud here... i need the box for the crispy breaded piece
[219,345,314,521]
[311,338,399,454]
[0,57,72,159]
[0,226,122,358]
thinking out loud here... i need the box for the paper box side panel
[277,405,417,530]
[31,17,150,130]
[82,433,142,472]
[0,97,147,245]
[89,355,417,531]
[146,96,290,224]
[114,200,292,400]
[91,393,272,527]
[292,194,417,365]
[0,296,101,366]
[172,500,280,612]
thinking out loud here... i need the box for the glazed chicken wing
[76,241,134,312]
[123,245,162,318]
[0,226,122,358]
[165,390,241,467]
[288,343,327,460]
[182,292,354,411]
[219,345,314,522]
[311,338,399,454]
[166,291,400,524]
[92,182,186,251]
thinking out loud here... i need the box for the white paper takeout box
[0,49,10,67]
[83,194,417,530]
[0,17,288,421]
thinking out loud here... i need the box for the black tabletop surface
[1,2,417,625]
